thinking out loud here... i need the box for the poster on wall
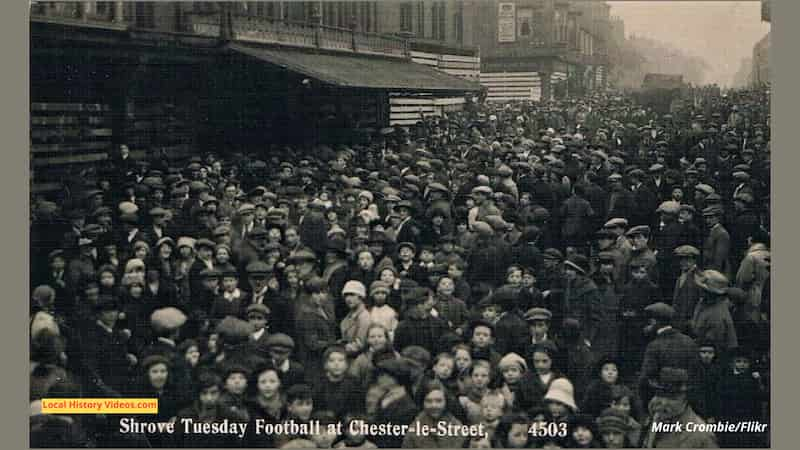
[498,3,516,42]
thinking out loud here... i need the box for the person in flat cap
[625,225,657,283]
[638,302,698,407]
[393,287,449,355]
[641,367,718,448]
[629,169,658,227]
[701,204,731,276]
[562,254,602,349]
[606,173,635,223]
[469,185,502,230]
[670,245,703,334]
[619,255,660,377]
[596,407,632,448]
[370,356,419,448]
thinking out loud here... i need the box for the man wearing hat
[562,255,603,349]
[393,287,450,355]
[625,225,658,284]
[641,367,717,448]
[701,205,731,276]
[468,185,502,230]
[606,174,634,226]
[596,408,632,448]
[144,207,171,248]
[653,201,683,295]
[629,169,658,227]
[79,296,137,397]
[371,357,420,448]
[394,200,422,247]
[691,270,738,355]
[671,246,702,334]
[638,303,699,406]
[233,225,268,275]
[730,191,760,265]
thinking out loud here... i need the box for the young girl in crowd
[349,324,396,389]
[334,413,377,448]
[243,364,286,447]
[580,356,623,418]
[543,377,578,427]
[478,390,506,442]
[494,412,533,449]
[608,385,643,446]
[459,359,494,425]
[567,414,601,448]
[530,342,563,402]
[367,282,398,340]
[218,364,251,423]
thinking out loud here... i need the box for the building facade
[30,1,481,193]
[752,0,770,87]
[462,0,611,102]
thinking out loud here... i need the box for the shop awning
[228,43,482,93]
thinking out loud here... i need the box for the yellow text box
[41,398,158,414]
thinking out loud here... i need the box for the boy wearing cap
[701,206,731,277]
[672,246,702,333]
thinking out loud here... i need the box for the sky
[607,1,771,87]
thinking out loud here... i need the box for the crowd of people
[29,86,771,448]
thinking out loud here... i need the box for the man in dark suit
[638,303,699,407]
[394,200,422,247]
[629,169,658,227]
[74,298,136,397]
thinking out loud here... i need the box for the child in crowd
[469,320,501,367]
[367,281,398,339]
[493,412,532,449]
[433,276,470,335]
[459,359,494,424]
[312,347,365,420]
[567,414,600,448]
[349,324,396,389]
[333,413,377,448]
[581,356,623,418]
[543,377,577,426]
[608,385,642,446]
[478,390,506,442]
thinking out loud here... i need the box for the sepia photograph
[29,1,771,447]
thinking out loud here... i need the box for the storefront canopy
[228,43,482,93]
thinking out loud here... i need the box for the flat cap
[694,184,714,195]
[471,186,493,196]
[195,238,216,250]
[657,201,680,215]
[265,333,295,350]
[288,249,317,264]
[472,221,495,237]
[625,225,651,237]
[150,307,187,332]
[604,218,628,229]
[644,302,675,321]
[674,245,700,257]
[524,307,553,322]
[702,205,724,217]
[542,248,564,260]
[238,203,256,215]
[245,303,271,317]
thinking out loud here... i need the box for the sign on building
[498,3,516,43]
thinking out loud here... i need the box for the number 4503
[529,422,568,437]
